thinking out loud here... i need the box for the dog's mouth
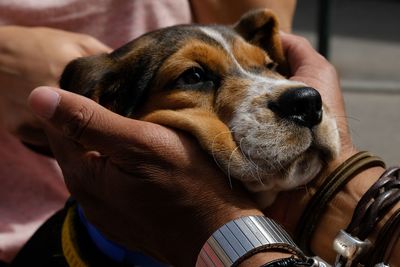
[234,142,332,207]
[228,106,340,194]
[282,144,332,183]
[237,133,333,175]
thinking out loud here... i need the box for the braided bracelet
[333,166,400,266]
[295,151,386,254]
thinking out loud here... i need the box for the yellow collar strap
[62,205,89,267]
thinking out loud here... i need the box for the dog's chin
[236,146,334,209]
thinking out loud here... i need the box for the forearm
[191,0,297,32]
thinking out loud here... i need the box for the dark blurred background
[292,0,400,165]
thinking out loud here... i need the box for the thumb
[28,86,172,156]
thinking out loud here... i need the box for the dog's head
[60,9,340,207]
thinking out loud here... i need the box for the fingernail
[28,87,61,119]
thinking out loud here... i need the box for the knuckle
[62,105,94,140]
[81,35,101,48]
[83,35,97,44]
[321,62,338,76]
[294,35,312,47]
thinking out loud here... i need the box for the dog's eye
[179,67,206,85]
[265,62,277,71]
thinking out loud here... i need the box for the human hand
[266,32,357,221]
[264,33,389,263]
[0,26,111,147]
[28,86,263,266]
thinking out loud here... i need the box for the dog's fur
[60,9,340,207]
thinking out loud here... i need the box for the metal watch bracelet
[196,215,307,267]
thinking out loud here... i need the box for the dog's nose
[268,87,323,128]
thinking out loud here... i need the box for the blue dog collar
[77,205,167,267]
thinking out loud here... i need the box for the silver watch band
[196,215,305,267]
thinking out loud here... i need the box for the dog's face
[60,9,340,207]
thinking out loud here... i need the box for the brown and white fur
[60,9,340,208]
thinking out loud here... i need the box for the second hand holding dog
[266,34,399,265]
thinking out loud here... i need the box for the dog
[59,9,340,208]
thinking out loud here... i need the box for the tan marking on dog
[215,77,251,123]
[154,40,232,90]
[231,38,270,70]
[138,39,241,117]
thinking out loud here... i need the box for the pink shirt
[0,0,192,48]
[0,0,192,262]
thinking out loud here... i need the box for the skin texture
[27,33,399,266]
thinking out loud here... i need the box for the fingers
[279,32,339,90]
[28,86,173,157]
[80,36,113,54]
[280,32,328,73]
[280,32,352,149]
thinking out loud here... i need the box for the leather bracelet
[259,256,315,267]
[295,151,385,255]
[333,166,400,266]
[368,208,400,266]
[196,216,306,267]
[346,166,400,240]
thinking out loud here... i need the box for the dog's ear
[60,54,112,102]
[234,9,289,75]
[60,52,149,116]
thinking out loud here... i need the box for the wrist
[305,152,400,265]
[311,164,386,262]
[264,147,359,234]
[175,205,264,266]
[265,149,392,263]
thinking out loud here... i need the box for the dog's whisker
[210,129,238,174]
[227,145,242,189]
[237,138,256,178]
[252,149,265,185]
[237,135,267,185]
[334,114,360,123]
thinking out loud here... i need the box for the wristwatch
[196,215,306,267]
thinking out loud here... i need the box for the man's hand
[266,32,356,224]
[0,26,111,146]
[29,87,262,266]
[265,33,358,261]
